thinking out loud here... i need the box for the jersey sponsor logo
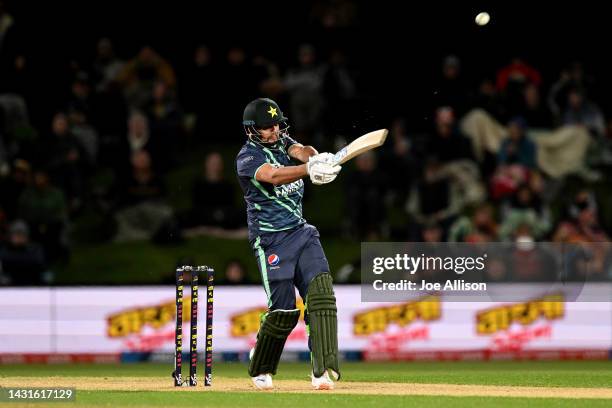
[240,155,254,164]
[274,179,304,197]
[267,254,280,266]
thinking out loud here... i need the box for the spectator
[17,170,68,263]
[223,259,252,285]
[188,152,237,229]
[89,38,128,162]
[145,80,182,167]
[0,158,31,219]
[498,182,552,241]
[553,190,610,244]
[0,1,15,64]
[497,117,537,168]
[509,224,558,282]
[68,107,98,165]
[113,150,173,242]
[490,117,535,201]
[548,61,595,124]
[37,112,88,210]
[91,37,124,94]
[321,49,357,136]
[433,55,470,116]
[425,106,473,163]
[406,157,462,239]
[496,57,542,114]
[309,0,358,28]
[217,47,259,140]
[0,220,46,285]
[422,221,443,243]
[0,93,35,160]
[419,222,450,281]
[66,71,92,121]
[484,256,510,282]
[284,44,325,143]
[116,150,166,207]
[497,57,542,91]
[552,190,611,280]
[448,203,499,242]
[0,2,28,96]
[379,118,417,200]
[562,87,605,138]
[117,46,176,109]
[250,54,279,100]
[599,117,612,165]
[181,45,218,138]
[345,151,388,240]
[516,83,553,129]
[471,78,504,120]
[121,110,162,173]
[255,54,284,99]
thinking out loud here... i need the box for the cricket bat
[332,129,389,165]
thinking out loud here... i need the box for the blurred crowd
[349,56,612,281]
[0,2,611,285]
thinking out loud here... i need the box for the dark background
[6,1,611,131]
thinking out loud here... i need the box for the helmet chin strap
[244,123,290,149]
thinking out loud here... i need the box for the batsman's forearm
[301,145,318,160]
[268,164,308,185]
[290,145,318,162]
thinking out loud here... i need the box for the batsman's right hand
[307,159,342,185]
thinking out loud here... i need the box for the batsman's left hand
[309,152,336,165]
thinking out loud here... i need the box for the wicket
[172,265,214,387]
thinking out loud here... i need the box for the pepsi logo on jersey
[267,254,280,266]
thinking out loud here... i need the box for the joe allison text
[373,279,487,291]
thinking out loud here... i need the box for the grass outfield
[1,361,611,407]
[29,392,612,408]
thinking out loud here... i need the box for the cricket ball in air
[475,12,490,26]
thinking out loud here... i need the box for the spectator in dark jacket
[345,151,388,240]
[0,158,31,219]
[17,170,68,263]
[498,117,537,169]
[433,55,470,116]
[426,107,473,163]
[189,152,238,229]
[0,220,46,285]
[516,83,554,129]
[562,87,605,138]
[113,150,174,242]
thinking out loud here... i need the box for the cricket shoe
[311,370,335,390]
[251,373,273,390]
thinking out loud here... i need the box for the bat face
[333,129,388,165]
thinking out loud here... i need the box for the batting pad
[307,273,341,379]
[248,308,300,377]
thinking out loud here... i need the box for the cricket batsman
[236,98,342,390]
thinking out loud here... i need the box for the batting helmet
[243,98,288,129]
[243,98,290,144]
